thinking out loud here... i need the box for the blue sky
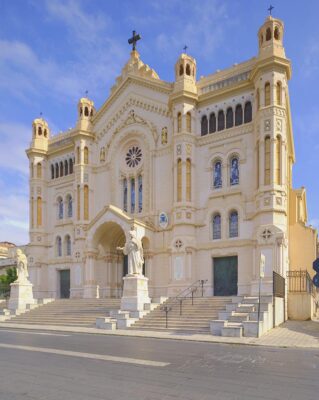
[0,0,319,245]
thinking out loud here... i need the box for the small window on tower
[274,26,280,40]
[84,107,89,117]
[266,28,271,41]
[186,64,191,76]
[179,65,184,76]
[38,127,42,136]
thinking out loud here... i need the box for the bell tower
[77,96,95,132]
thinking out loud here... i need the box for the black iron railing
[161,279,208,328]
[287,270,317,298]
[273,271,285,298]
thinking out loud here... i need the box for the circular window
[126,146,142,168]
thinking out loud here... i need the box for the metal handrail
[161,279,208,328]
[287,270,317,298]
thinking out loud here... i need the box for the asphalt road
[0,328,318,400]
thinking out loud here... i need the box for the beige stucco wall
[288,292,317,320]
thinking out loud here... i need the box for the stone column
[83,250,99,298]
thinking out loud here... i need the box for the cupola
[77,97,95,131]
[173,53,197,95]
[31,117,50,151]
[258,16,285,59]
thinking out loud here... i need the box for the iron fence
[287,270,317,298]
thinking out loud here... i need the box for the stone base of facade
[121,275,150,311]
[8,281,35,311]
[83,284,99,298]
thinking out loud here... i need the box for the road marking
[0,343,169,367]
[0,329,70,337]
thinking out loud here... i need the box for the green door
[60,269,70,298]
[213,256,238,296]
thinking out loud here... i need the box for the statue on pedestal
[117,228,144,276]
[15,249,30,283]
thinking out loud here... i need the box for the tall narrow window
[213,161,222,189]
[266,27,271,41]
[36,163,42,179]
[244,101,252,123]
[265,82,271,106]
[77,185,80,220]
[276,82,282,105]
[65,235,71,256]
[55,163,59,178]
[256,141,260,189]
[230,157,239,186]
[57,197,63,219]
[31,162,34,178]
[64,160,69,175]
[186,158,191,201]
[69,158,73,174]
[257,89,260,110]
[265,136,271,185]
[226,108,234,129]
[209,113,216,133]
[138,175,143,212]
[218,110,225,131]
[51,165,54,179]
[84,185,89,220]
[59,161,64,177]
[186,64,191,75]
[212,213,221,240]
[37,197,42,227]
[229,211,238,238]
[275,136,281,185]
[84,147,89,164]
[177,158,182,202]
[179,65,184,76]
[186,112,191,132]
[57,237,62,257]
[201,115,208,136]
[77,146,80,164]
[123,178,128,212]
[130,178,135,213]
[235,105,243,126]
[274,26,280,40]
[177,112,182,133]
[31,197,34,229]
[67,195,73,218]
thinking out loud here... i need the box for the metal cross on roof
[183,45,188,53]
[268,4,274,15]
[85,90,88,97]
[128,30,141,51]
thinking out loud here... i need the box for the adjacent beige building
[26,15,317,300]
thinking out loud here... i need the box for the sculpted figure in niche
[15,249,30,283]
[117,228,144,276]
[161,127,168,145]
[100,147,105,162]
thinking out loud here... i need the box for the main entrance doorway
[59,269,70,298]
[213,256,238,296]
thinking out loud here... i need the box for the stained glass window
[57,237,62,257]
[230,157,239,186]
[213,214,221,240]
[123,178,128,212]
[66,235,71,256]
[126,147,142,168]
[213,161,222,189]
[67,195,72,218]
[138,175,142,212]
[58,197,63,219]
[131,178,135,213]
[229,211,238,238]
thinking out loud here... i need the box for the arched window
[186,112,191,132]
[59,161,64,177]
[266,27,271,41]
[265,136,271,185]
[230,157,239,186]
[212,213,221,240]
[84,147,89,164]
[218,110,225,131]
[44,129,47,138]
[256,89,260,110]
[65,235,71,256]
[186,64,191,76]
[55,163,59,178]
[51,164,54,179]
[77,185,81,220]
[123,178,128,212]
[57,236,62,257]
[57,197,63,219]
[276,82,282,105]
[77,146,80,164]
[90,109,93,117]
[179,65,184,76]
[37,197,42,227]
[30,162,34,178]
[177,158,182,202]
[213,161,222,189]
[256,140,260,189]
[130,178,135,213]
[30,197,34,229]
[80,107,83,116]
[186,158,191,201]
[177,112,182,133]
[226,108,234,129]
[265,82,271,106]
[235,104,243,126]
[275,135,281,185]
[274,26,280,40]
[229,211,238,238]
[84,185,89,220]
[209,113,216,133]
[138,175,143,212]
[84,107,89,117]
[37,162,42,179]
[66,195,72,218]
[64,160,69,176]
[244,101,252,123]
[69,158,73,174]
[201,115,208,136]
[38,127,42,136]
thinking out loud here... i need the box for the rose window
[126,146,142,168]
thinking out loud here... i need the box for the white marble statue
[117,229,144,276]
[15,249,30,283]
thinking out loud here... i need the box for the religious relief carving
[100,147,105,162]
[276,196,282,205]
[276,118,282,132]
[175,239,183,249]
[264,197,270,206]
[176,144,182,155]
[186,144,192,156]
[264,119,271,132]
[186,212,192,219]
[161,127,168,145]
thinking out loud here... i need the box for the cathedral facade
[26,16,316,300]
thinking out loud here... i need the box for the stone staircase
[210,295,273,337]
[1,298,121,328]
[128,297,233,333]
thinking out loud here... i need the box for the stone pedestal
[121,275,150,311]
[8,281,35,311]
